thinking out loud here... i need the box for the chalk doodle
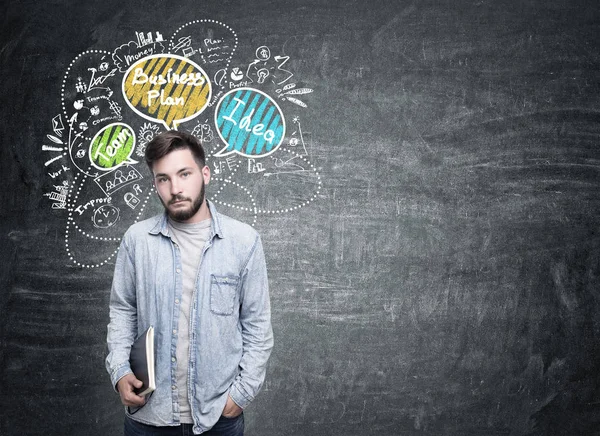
[136,122,161,157]
[214,88,286,158]
[122,54,212,130]
[276,83,314,108]
[43,19,322,268]
[44,181,70,209]
[93,204,121,228]
[191,119,215,143]
[246,46,294,86]
[89,123,137,170]
[94,166,143,197]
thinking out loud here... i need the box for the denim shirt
[106,201,273,434]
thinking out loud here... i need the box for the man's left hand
[222,395,243,418]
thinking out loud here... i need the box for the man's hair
[144,130,206,171]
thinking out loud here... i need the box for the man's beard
[162,181,205,222]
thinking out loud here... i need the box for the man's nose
[170,179,182,195]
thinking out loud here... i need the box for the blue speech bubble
[214,88,285,158]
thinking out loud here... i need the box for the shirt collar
[148,199,224,239]
[207,200,224,239]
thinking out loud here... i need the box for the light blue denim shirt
[106,201,273,434]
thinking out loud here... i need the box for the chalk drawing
[122,54,212,130]
[214,88,286,158]
[43,19,322,268]
[136,122,160,157]
[246,46,294,86]
[276,83,314,108]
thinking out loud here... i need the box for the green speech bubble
[89,123,137,171]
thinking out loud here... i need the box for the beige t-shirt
[168,217,211,424]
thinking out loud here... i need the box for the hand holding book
[117,326,156,409]
[117,373,146,408]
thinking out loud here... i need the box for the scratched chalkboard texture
[1,0,600,435]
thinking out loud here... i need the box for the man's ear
[202,165,211,185]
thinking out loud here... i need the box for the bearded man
[106,130,273,436]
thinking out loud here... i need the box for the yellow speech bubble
[122,54,212,129]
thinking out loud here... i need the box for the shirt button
[175,298,180,304]
[176,269,181,274]
[173,329,177,334]
[172,385,176,390]
[172,357,176,362]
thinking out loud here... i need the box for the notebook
[129,326,156,396]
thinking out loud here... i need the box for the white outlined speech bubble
[122,54,212,130]
[214,87,286,158]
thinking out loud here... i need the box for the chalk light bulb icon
[257,68,269,84]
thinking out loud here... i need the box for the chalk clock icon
[93,204,120,228]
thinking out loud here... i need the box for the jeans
[124,414,244,436]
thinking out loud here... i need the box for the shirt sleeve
[105,233,137,392]
[228,235,274,408]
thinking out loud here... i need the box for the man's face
[152,148,210,223]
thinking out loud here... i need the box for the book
[129,325,156,396]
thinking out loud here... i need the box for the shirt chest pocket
[210,275,240,316]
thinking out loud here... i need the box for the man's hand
[222,395,243,418]
[116,373,146,407]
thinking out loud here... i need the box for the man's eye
[182,172,190,178]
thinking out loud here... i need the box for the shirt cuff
[111,364,133,393]
[228,382,253,409]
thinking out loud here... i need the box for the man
[106,130,273,435]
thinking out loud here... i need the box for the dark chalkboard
[1,0,600,435]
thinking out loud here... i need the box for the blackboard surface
[1,0,600,435]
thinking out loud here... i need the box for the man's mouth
[170,197,189,205]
